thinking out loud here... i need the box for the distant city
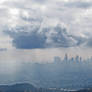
[53,54,92,64]
[15,54,92,89]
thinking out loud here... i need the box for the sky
[0,0,92,64]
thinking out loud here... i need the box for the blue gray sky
[0,0,92,63]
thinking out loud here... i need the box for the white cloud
[0,0,92,50]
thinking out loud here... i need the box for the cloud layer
[0,0,92,49]
[5,18,84,49]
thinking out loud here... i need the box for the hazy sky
[0,0,92,63]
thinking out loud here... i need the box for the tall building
[75,55,80,62]
[64,54,68,62]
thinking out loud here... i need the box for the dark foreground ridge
[0,83,91,92]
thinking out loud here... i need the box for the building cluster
[54,54,92,64]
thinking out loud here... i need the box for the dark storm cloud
[12,32,46,49]
[4,21,81,49]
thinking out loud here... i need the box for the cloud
[5,17,86,49]
[65,1,92,8]
[85,37,92,47]
[0,0,92,49]
[12,31,46,49]
[0,48,7,51]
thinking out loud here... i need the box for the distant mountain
[0,83,77,92]
[0,83,36,92]
[0,83,92,92]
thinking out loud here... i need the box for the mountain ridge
[0,83,92,92]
